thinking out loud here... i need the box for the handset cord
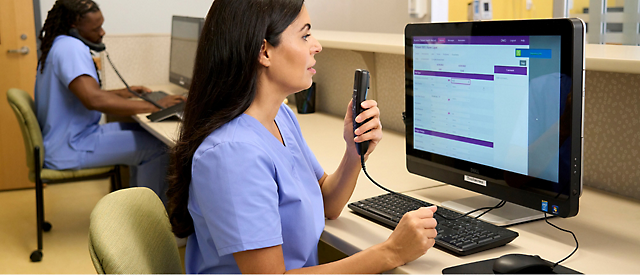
[104,51,165,110]
[359,154,505,221]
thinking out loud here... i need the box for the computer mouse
[492,253,554,274]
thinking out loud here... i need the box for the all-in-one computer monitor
[169,15,204,89]
[405,18,584,226]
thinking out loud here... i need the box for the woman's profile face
[264,6,322,94]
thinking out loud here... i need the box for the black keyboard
[143,91,169,102]
[348,192,519,256]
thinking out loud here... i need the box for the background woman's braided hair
[38,0,99,73]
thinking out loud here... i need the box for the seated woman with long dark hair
[166,0,438,273]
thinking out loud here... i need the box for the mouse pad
[442,258,582,274]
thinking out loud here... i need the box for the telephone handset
[68,28,106,52]
[352,69,371,156]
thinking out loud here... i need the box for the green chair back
[89,187,183,274]
[6,88,43,182]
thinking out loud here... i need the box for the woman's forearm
[320,148,362,219]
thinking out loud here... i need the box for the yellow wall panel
[449,0,554,22]
[449,0,470,22]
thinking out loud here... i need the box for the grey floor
[0,179,186,274]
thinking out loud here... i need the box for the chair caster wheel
[43,222,52,232]
[30,250,42,262]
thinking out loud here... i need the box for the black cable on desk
[475,200,506,220]
[544,213,579,267]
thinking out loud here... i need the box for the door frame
[32,0,42,59]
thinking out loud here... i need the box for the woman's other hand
[383,206,438,266]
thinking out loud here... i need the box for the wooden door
[0,0,38,190]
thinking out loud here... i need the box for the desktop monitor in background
[169,15,204,89]
[405,19,584,226]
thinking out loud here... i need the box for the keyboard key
[478,237,495,244]
[460,241,476,249]
[363,206,394,221]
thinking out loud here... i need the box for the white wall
[40,0,435,35]
[39,0,213,35]
[304,0,431,34]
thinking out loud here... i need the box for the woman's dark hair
[38,0,100,73]
[167,0,305,238]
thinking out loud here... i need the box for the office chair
[88,187,183,274]
[6,88,122,262]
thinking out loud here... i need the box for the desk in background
[132,84,187,146]
[133,85,640,273]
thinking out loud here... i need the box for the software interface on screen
[412,35,566,186]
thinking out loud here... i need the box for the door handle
[7,46,30,55]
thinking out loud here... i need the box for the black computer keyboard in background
[143,90,169,102]
[348,192,519,256]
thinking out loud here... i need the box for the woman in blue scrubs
[166,0,438,273]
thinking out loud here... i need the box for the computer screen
[405,19,584,225]
[169,15,204,89]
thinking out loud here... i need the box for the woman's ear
[258,39,271,68]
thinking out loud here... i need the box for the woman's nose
[311,36,322,54]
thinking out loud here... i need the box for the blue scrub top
[34,35,102,169]
[186,104,326,274]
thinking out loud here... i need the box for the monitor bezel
[169,15,204,90]
[405,19,584,218]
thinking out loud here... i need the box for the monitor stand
[441,195,546,226]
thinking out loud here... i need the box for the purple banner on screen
[414,70,494,81]
[415,128,494,148]
[494,66,527,75]
[414,36,529,45]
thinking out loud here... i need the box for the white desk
[322,183,640,274]
[132,84,187,146]
[133,85,640,273]
[322,161,640,273]
[400,186,640,274]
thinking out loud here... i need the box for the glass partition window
[447,0,639,45]
[570,0,637,45]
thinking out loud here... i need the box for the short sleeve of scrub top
[52,36,98,87]
[186,104,326,274]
